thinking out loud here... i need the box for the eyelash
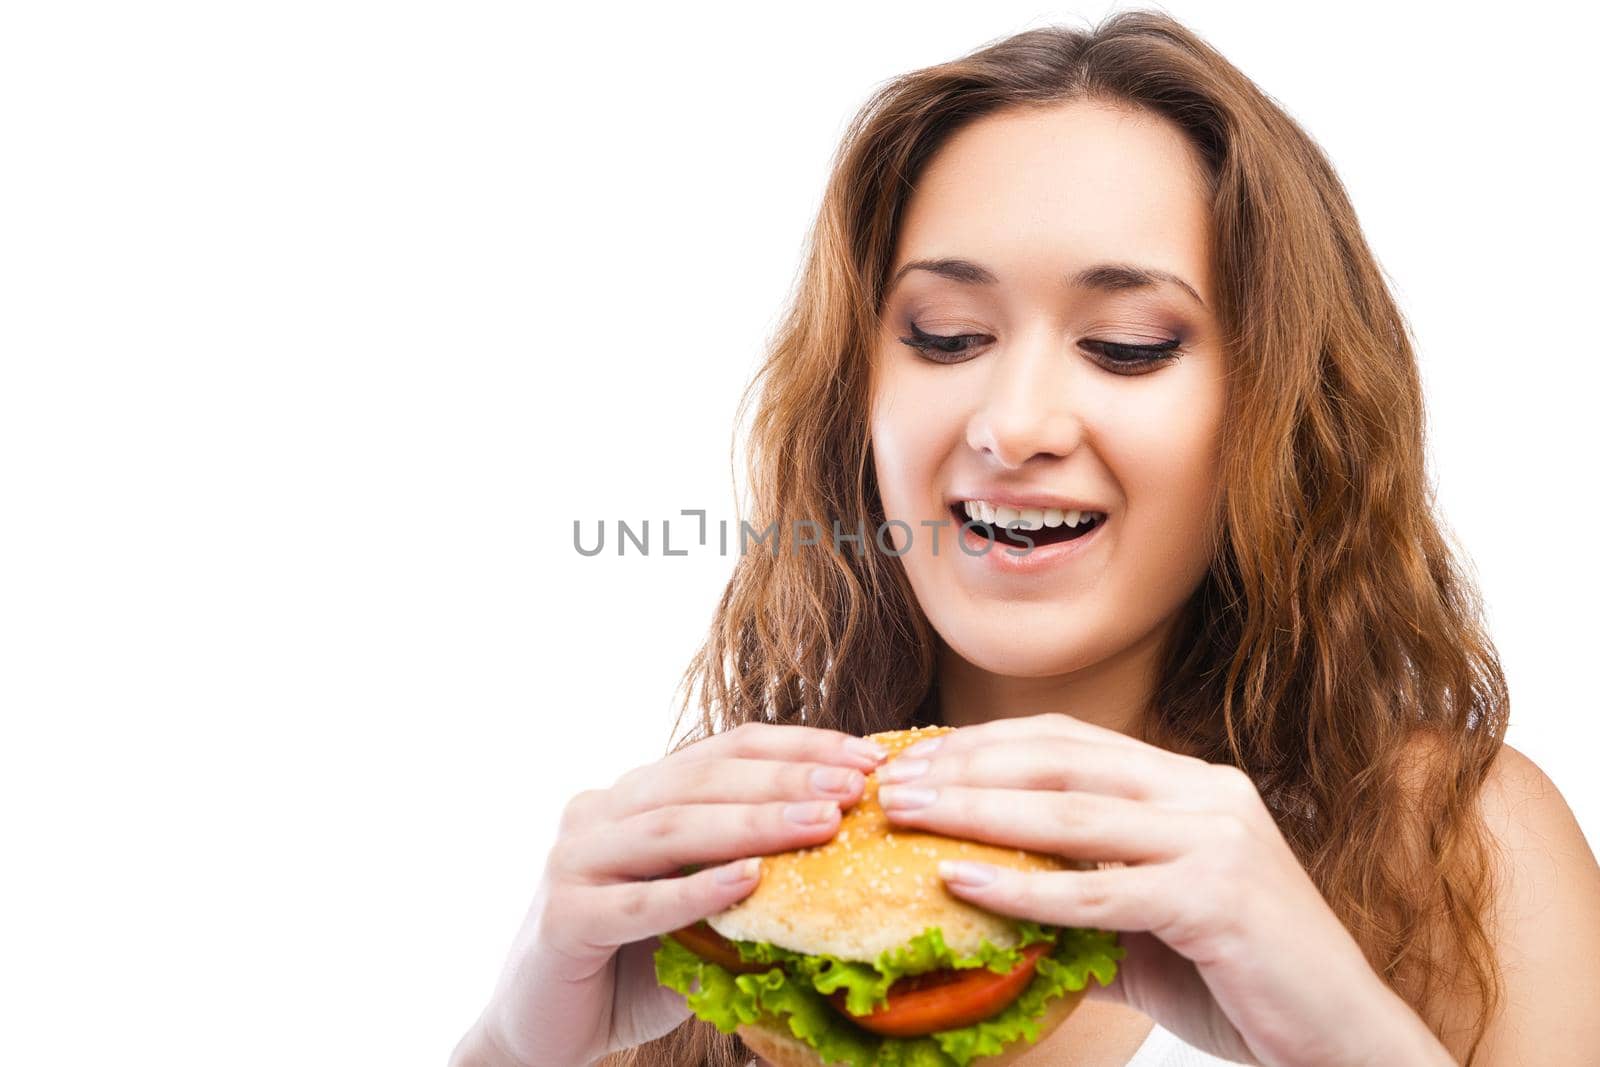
[897,321,1183,373]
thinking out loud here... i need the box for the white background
[2,2,1595,1064]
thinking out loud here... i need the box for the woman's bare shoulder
[1474,741,1597,891]
[1447,740,1600,1061]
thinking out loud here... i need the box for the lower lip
[953,512,1107,576]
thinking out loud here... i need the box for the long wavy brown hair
[606,10,1509,1065]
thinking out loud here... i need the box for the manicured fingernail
[785,800,839,824]
[904,736,944,758]
[717,857,761,884]
[938,860,996,886]
[844,738,889,765]
[810,766,861,794]
[876,758,929,784]
[878,785,936,810]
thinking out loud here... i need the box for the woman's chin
[936,621,1109,679]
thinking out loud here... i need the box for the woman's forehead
[892,102,1215,307]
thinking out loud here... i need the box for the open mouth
[948,503,1105,549]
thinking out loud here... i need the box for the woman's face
[870,101,1227,690]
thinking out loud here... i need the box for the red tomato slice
[666,920,774,975]
[827,942,1052,1037]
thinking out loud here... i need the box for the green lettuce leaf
[722,921,1059,1016]
[654,923,1123,1067]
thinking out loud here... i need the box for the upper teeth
[960,500,1105,530]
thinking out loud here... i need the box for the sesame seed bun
[705,725,1094,961]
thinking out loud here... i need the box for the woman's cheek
[1095,369,1224,597]
[871,374,960,512]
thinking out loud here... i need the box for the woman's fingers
[537,723,895,994]
[879,784,1201,863]
[882,736,1202,803]
[923,712,1148,754]
[933,857,1176,934]
[561,857,767,952]
[606,757,867,819]
[888,729,1216,807]
[672,721,888,770]
[544,724,895,960]
[555,798,847,882]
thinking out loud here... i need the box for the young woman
[450,12,1600,1067]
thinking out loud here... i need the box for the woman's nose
[964,338,1084,468]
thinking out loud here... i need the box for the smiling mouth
[947,504,1105,549]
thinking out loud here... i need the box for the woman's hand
[874,714,1451,1067]
[459,722,889,1067]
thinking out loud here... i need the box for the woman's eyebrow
[888,256,1206,310]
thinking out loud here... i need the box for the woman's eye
[1082,338,1184,374]
[897,322,988,363]
[896,322,1183,373]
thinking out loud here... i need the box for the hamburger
[654,725,1124,1066]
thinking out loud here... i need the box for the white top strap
[1124,1021,1242,1065]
